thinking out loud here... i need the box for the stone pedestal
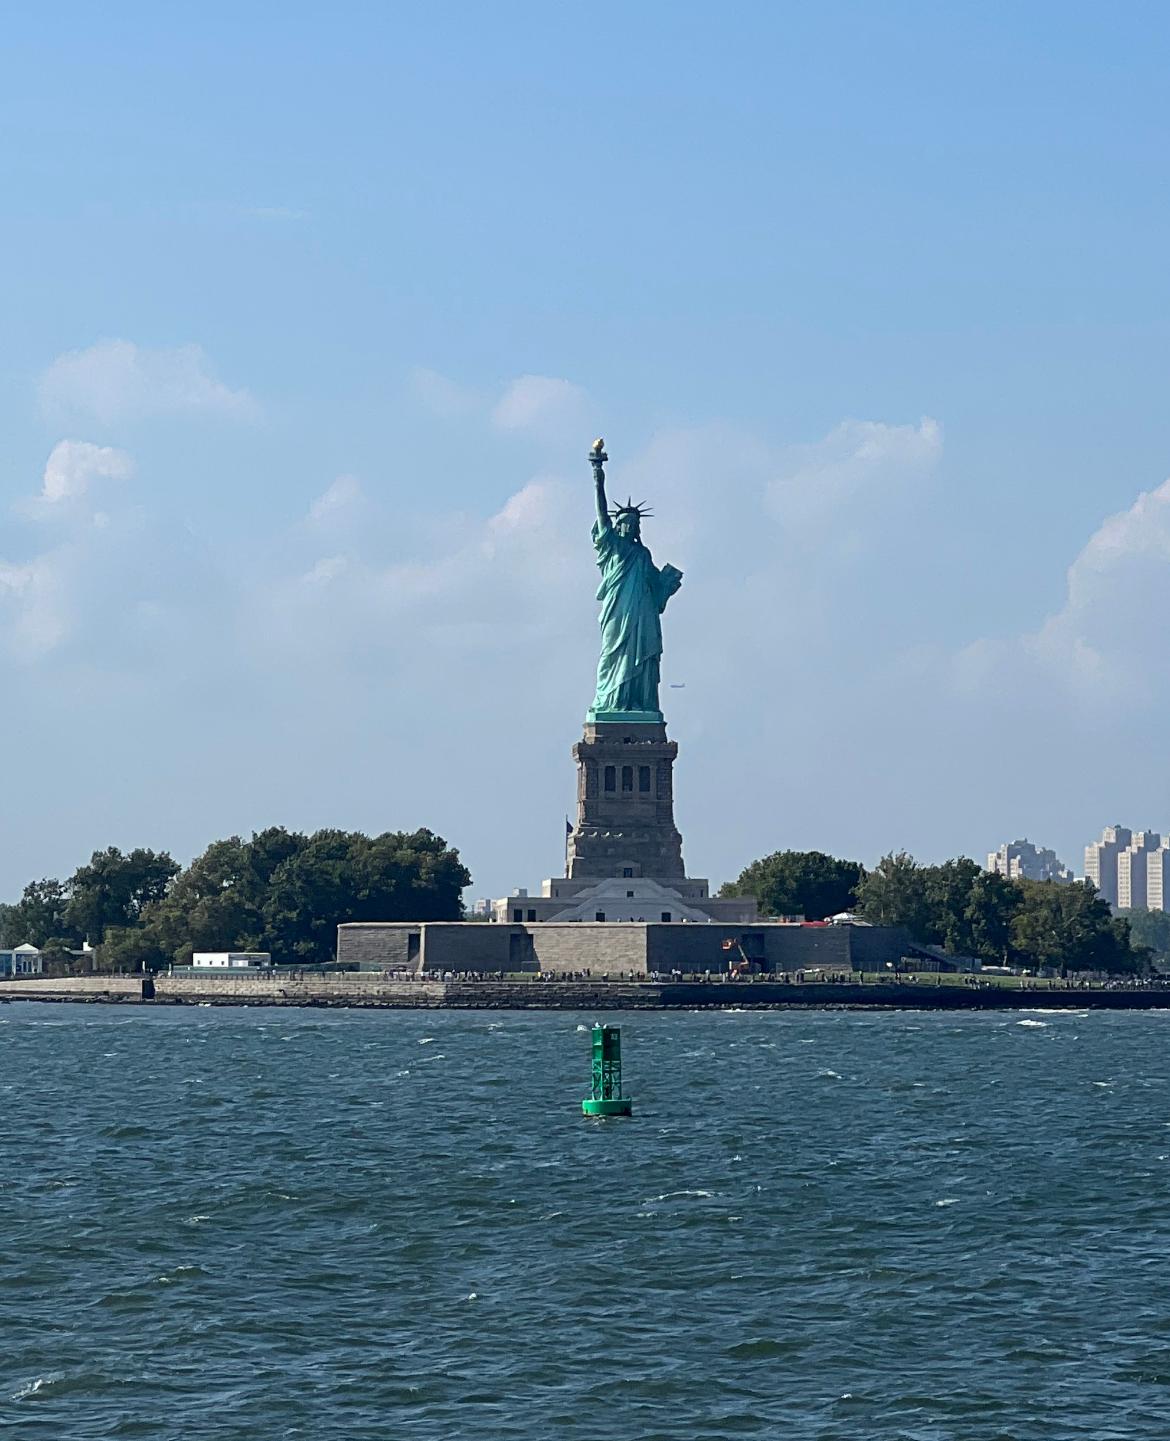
[567,721,685,881]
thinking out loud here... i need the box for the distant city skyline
[1,6,1170,903]
[1083,826,1170,912]
[987,840,1074,885]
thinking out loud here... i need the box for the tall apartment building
[1084,826,1133,907]
[1118,831,1164,910]
[1083,825,1170,910]
[987,839,1073,884]
[1149,848,1170,911]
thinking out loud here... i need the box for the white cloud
[408,368,591,443]
[956,476,1170,708]
[768,416,942,526]
[39,440,133,504]
[0,555,71,659]
[491,374,590,435]
[308,475,364,524]
[8,370,1170,908]
[39,340,255,425]
[303,555,349,585]
[259,475,583,667]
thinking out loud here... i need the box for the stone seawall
[4,974,1170,1010]
[0,975,144,1001]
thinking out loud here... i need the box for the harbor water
[3,1003,1170,1439]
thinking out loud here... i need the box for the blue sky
[2,2,1169,901]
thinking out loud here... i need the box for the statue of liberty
[587,439,683,723]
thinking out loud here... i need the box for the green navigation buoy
[582,1023,633,1116]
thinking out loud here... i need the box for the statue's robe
[591,520,682,715]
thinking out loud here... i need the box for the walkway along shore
[3,974,1170,1010]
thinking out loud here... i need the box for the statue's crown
[610,496,653,520]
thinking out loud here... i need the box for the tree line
[720,849,1146,974]
[0,828,470,971]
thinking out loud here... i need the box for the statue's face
[615,512,640,540]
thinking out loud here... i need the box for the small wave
[725,1338,800,1360]
[575,1024,590,1032]
[642,1189,714,1203]
[817,1069,842,1079]
[419,1037,435,1045]
[1092,1080,1114,1088]
[466,1291,478,1301]
[1017,1019,1048,1028]
[935,1197,960,1207]
[156,1264,207,1285]
[12,1373,61,1401]
[182,1214,210,1225]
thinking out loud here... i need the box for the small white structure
[190,951,272,969]
[0,943,43,977]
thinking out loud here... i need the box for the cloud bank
[6,354,1170,903]
[40,340,255,425]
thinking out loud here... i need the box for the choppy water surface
[3,1005,1170,1438]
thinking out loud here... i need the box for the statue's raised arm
[590,438,611,531]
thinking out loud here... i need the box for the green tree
[855,852,932,936]
[142,834,285,963]
[1011,879,1141,975]
[134,825,470,967]
[3,878,81,948]
[98,925,168,974]
[1118,908,1170,964]
[922,857,984,954]
[66,847,180,944]
[262,828,471,962]
[963,871,1020,964]
[719,850,864,920]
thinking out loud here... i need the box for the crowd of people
[373,965,1170,988]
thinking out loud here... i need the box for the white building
[190,951,272,969]
[492,874,755,925]
[1084,826,1134,907]
[0,943,42,977]
[1083,826,1170,911]
[987,840,1073,883]
[1117,831,1164,910]
[1148,846,1170,911]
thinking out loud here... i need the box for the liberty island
[5,438,1161,1002]
[1,464,1159,1002]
